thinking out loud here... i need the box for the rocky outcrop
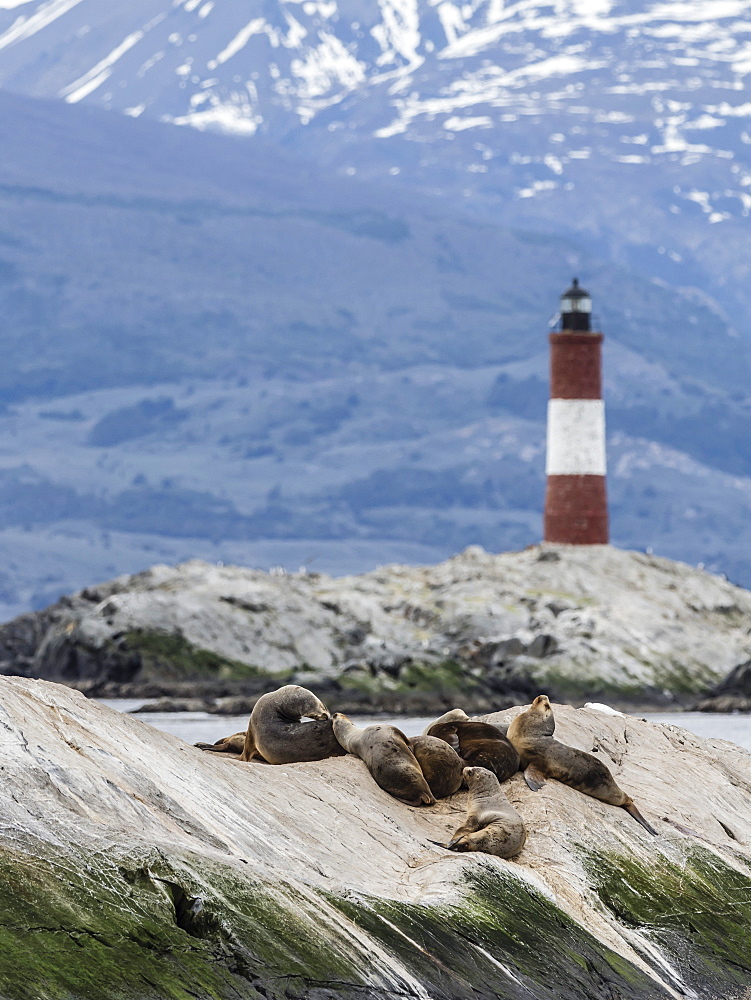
[1,676,751,999]
[694,659,751,713]
[1,544,750,710]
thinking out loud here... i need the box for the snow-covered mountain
[1,0,749,159]
[1,0,750,336]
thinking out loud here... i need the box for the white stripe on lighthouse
[546,399,606,476]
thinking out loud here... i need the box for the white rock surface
[17,543,751,698]
[1,676,751,998]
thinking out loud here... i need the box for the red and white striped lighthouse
[543,279,609,544]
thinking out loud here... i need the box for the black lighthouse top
[560,278,592,332]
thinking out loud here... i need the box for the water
[98,700,751,753]
[639,712,751,752]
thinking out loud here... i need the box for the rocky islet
[1,544,750,712]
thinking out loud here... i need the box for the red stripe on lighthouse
[544,475,608,544]
[549,332,603,398]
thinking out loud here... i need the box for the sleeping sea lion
[332,713,435,806]
[408,735,464,799]
[506,695,657,835]
[242,685,345,764]
[426,720,519,783]
[421,707,469,735]
[195,731,246,756]
[441,766,526,858]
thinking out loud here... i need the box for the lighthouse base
[544,474,609,545]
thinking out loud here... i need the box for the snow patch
[167,98,261,135]
[517,179,558,198]
[371,0,424,77]
[374,119,409,137]
[61,30,144,103]
[443,114,492,130]
[208,18,266,69]
[138,50,164,78]
[584,702,624,716]
[435,1,468,47]
[290,32,365,100]
[0,0,84,52]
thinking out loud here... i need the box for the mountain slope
[0,76,750,613]
[1,0,750,333]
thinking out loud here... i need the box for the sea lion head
[276,684,330,722]
[330,711,354,747]
[526,694,555,735]
[462,765,498,793]
[425,721,460,750]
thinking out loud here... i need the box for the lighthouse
[543,279,609,544]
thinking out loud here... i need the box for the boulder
[1,677,751,998]
[694,658,751,712]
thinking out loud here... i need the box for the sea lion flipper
[240,728,258,763]
[524,764,547,791]
[447,835,468,851]
[623,801,659,836]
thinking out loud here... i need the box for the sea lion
[332,713,435,806]
[426,720,519,783]
[242,685,345,764]
[421,707,469,735]
[507,695,658,835]
[195,731,245,756]
[442,766,526,858]
[408,735,464,799]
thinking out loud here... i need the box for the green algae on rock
[330,863,670,1000]
[0,845,672,1000]
[0,845,391,1000]
[117,629,269,681]
[581,844,751,998]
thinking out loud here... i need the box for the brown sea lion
[195,731,246,756]
[421,707,469,735]
[507,695,658,835]
[426,720,519,783]
[242,685,345,764]
[408,735,464,799]
[441,766,526,858]
[332,713,435,806]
